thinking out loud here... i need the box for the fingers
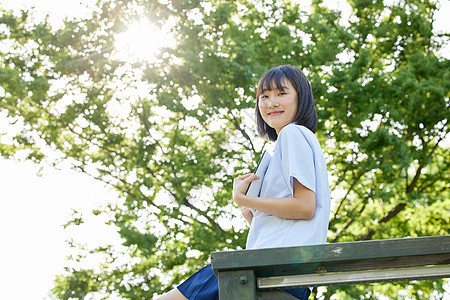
[240,206,250,212]
[237,173,253,180]
[241,207,253,215]
[233,173,261,206]
[237,173,260,181]
[240,206,254,225]
[242,208,253,219]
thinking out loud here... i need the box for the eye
[279,91,286,96]
[260,95,268,99]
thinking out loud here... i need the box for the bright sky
[0,159,120,299]
[0,0,448,299]
[0,1,120,299]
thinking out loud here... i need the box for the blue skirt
[177,264,310,300]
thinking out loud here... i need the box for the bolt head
[239,276,248,284]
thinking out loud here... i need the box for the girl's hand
[241,206,254,225]
[233,173,259,206]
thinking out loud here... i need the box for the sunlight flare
[114,18,175,63]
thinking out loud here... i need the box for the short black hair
[255,65,317,141]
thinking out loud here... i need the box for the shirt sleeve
[277,125,316,195]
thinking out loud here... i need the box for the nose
[268,96,279,107]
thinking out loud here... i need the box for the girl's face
[258,79,298,135]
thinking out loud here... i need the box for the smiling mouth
[268,111,283,116]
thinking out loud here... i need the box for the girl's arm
[233,173,316,220]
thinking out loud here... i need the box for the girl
[159,65,331,300]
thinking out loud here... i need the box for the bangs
[258,68,290,94]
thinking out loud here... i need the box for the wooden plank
[213,236,450,299]
[258,264,450,289]
[217,269,257,300]
[211,236,450,278]
[212,236,450,270]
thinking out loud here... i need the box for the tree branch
[359,202,407,241]
[135,104,167,156]
[355,128,446,241]
[429,125,448,157]
[406,123,448,193]
[227,109,256,154]
[417,176,444,194]
[406,164,423,194]
[332,199,368,243]
[332,169,367,218]
[331,181,374,243]
[168,189,225,235]
[181,197,222,232]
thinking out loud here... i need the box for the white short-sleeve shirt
[246,124,331,249]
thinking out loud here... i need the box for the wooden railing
[211,235,450,299]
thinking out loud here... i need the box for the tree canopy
[0,0,448,298]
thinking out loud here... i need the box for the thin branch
[76,164,120,192]
[332,200,367,243]
[135,187,163,211]
[167,189,225,234]
[182,197,221,232]
[160,123,226,233]
[406,123,448,193]
[135,104,167,156]
[332,169,367,218]
[332,182,373,243]
[405,170,408,193]
[406,164,423,194]
[353,128,447,240]
[429,125,448,157]
[416,130,448,193]
[359,202,407,241]
[417,176,444,194]
[227,109,256,154]
[66,117,165,193]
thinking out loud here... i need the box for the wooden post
[216,269,257,300]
